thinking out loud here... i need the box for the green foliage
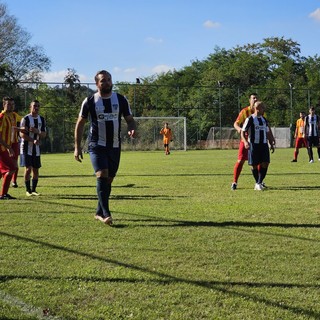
[0,150,319,319]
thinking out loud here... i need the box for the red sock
[233,162,244,183]
[1,172,12,196]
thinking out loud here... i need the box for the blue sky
[5,0,320,84]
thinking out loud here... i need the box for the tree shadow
[1,231,319,319]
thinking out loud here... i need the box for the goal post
[121,116,187,151]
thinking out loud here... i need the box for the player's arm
[233,110,245,134]
[124,114,136,138]
[240,129,249,150]
[233,119,242,134]
[74,116,87,162]
[267,130,276,153]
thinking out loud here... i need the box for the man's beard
[100,85,113,95]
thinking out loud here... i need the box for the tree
[0,3,51,84]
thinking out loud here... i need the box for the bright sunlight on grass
[0,149,319,319]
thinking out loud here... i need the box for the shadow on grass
[1,231,319,319]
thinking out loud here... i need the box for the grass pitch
[0,149,319,320]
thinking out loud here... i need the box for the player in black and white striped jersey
[74,70,136,225]
[241,101,275,191]
[304,106,320,163]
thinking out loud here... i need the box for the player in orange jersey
[160,122,173,155]
[291,112,307,162]
[231,93,258,190]
[0,97,18,199]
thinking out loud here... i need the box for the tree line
[1,2,320,150]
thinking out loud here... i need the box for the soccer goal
[121,116,187,151]
[206,126,291,149]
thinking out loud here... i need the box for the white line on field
[0,289,65,319]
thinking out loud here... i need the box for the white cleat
[254,183,263,191]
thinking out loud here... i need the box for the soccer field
[0,149,319,320]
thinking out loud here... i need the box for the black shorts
[88,143,121,177]
[307,136,319,147]
[248,143,270,166]
[20,154,42,168]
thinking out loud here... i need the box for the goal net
[121,116,187,151]
[206,127,290,149]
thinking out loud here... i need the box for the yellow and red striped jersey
[295,118,305,138]
[0,111,15,151]
[235,106,254,127]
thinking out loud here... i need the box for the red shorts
[237,141,249,161]
[0,150,17,174]
[295,137,307,149]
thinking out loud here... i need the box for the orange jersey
[295,118,305,138]
[0,111,15,152]
[160,127,172,144]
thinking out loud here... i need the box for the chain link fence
[1,81,319,152]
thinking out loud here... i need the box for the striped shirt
[0,111,15,152]
[20,114,46,156]
[235,106,254,127]
[242,115,269,144]
[80,92,132,148]
[305,114,319,137]
[295,118,305,138]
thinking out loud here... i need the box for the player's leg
[231,141,247,190]
[307,138,314,162]
[11,142,19,187]
[0,152,17,199]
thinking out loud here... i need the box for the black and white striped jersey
[242,115,269,144]
[20,114,46,156]
[80,92,132,148]
[305,114,319,137]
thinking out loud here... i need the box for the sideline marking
[0,289,64,319]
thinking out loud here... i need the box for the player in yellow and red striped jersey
[291,112,307,162]
[0,97,18,199]
[231,93,258,190]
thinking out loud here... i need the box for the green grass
[0,149,319,320]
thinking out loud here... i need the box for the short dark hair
[94,70,111,83]
[249,93,258,98]
[2,96,14,103]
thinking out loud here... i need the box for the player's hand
[270,146,275,153]
[128,129,135,138]
[74,149,83,162]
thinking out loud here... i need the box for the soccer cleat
[309,159,314,163]
[32,191,41,196]
[291,159,297,162]
[95,214,113,226]
[11,182,18,188]
[231,182,237,190]
[254,183,263,191]
[261,182,267,189]
[26,191,33,197]
[103,216,113,226]
[0,194,17,200]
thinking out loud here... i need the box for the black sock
[32,179,38,192]
[251,168,259,183]
[96,177,112,217]
[25,180,31,193]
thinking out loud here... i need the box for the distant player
[231,93,258,190]
[304,106,320,163]
[241,101,275,191]
[160,122,173,155]
[291,111,307,162]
